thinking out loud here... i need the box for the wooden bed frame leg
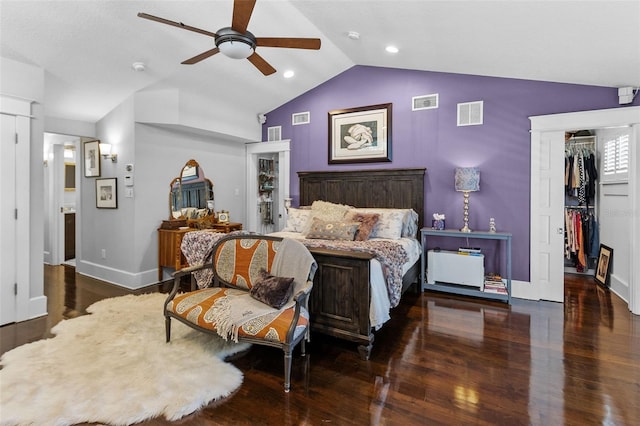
[357,343,373,360]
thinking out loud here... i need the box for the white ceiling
[1,0,639,128]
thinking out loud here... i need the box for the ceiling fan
[138,0,321,76]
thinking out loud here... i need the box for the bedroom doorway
[44,133,80,268]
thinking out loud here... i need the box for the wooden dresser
[157,223,243,281]
[157,228,192,281]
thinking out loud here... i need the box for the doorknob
[557,227,564,234]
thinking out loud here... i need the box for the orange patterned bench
[164,234,316,392]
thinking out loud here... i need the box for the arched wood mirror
[168,159,215,226]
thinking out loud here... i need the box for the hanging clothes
[564,207,598,271]
[585,152,598,200]
[564,141,598,207]
[565,136,599,272]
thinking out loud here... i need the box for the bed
[274,168,426,359]
[179,168,425,359]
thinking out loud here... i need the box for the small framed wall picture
[84,140,101,177]
[594,244,613,287]
[96,178,118,209]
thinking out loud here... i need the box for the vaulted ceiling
[1,1,638,129]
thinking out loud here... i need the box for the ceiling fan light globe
[218,40,254,59]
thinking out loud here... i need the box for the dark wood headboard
[298,168,426,228]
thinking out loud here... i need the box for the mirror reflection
[169,159,214,224]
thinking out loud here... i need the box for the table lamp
[455,167,480,233]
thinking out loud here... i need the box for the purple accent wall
[263,65,636,282]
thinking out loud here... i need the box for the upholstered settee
[164,234,317,392]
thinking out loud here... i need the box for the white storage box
[427,250,485,288]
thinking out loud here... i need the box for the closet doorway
[563,132,598,276]
[529,106,640,315]
[245,140,290,233]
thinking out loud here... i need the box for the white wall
[596,127,632,301]
[76,94,248,289]
[135,87,261,143]
[0,57,44,102]
[45,116,95,139]
[134,124,247,282]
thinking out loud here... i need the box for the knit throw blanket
[206,290,279,343]
[180,231,227,287]
[294,239,407,308]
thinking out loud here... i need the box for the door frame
[529,106,640,313]
[45,134,80,266]
[0,96,34,325]
[245,140,291,233]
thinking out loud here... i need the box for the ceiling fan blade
[181,48,220,64]
[256,37,321,50]
[137,12,217,38]
[247,52,276,76]
[231,0,256,34]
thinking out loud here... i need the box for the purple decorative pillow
[347,212,380,241]
[250,269,294,309]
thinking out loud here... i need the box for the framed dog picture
[594,244,613,287]
[328,103,392,164]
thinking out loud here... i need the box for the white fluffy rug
[0,293,251,426]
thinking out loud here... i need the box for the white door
[1,113,17,324]
[529,130,565,302]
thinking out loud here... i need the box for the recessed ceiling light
[283,70,295,78]
[131,62,146,72]
[385,45,399,54]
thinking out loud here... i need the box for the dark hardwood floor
[1,266,639,425]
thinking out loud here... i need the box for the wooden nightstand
[211,222,243,233]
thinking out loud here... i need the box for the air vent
[412,93,439,111]
[457,101,483,126]
[267,126,282,142]
[292,111,310,125]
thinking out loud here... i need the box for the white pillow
[351,208,408,240]
[282,207,311,232]
[402,209,419,237]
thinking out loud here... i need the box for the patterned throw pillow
[305,217,359,241]
[302,200,352,235]
[249,269,294,309]
[346,211,380,241]
[310,200,352,220]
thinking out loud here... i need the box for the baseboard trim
[77,260,159,290]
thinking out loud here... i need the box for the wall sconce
[284,197,292,212]
[100,143,118,162]
[454,167,480,233]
